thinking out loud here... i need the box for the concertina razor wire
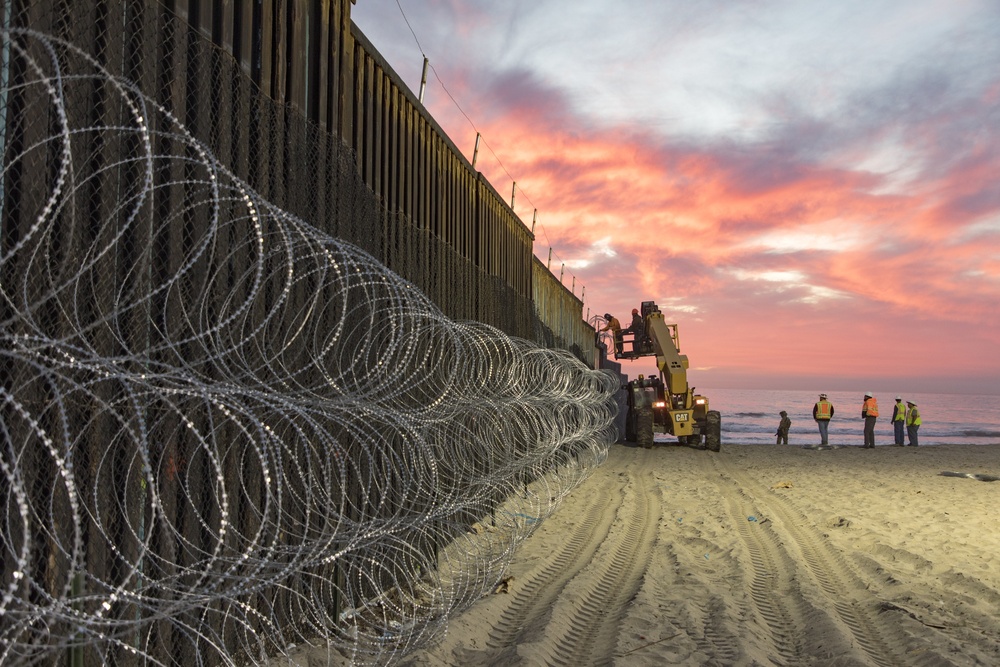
[0,29,619,665]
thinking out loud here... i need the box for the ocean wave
[961,430,1000,438]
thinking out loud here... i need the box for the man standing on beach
[892,396,906,446]
[862,392,879,448]
[906,400,921,446]
[813,394,834,445]
[776,410,791,445]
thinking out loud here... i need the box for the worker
[628,308,642,330]
[861,391,879,448]
[905,400,921,446]
[813,393,834,445]
[891,396,906,446]
[626,307,644,354]
[600,313,623,356]
[775,410,791,445]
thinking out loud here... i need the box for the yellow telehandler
[608,301,721,451]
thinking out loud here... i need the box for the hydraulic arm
[644,312,690,408]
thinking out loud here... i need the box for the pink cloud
[399,16,1000,391]
[467,110,999,385]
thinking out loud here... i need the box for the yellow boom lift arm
[644,311,696,435]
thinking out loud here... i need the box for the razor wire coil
[0,29,618,665]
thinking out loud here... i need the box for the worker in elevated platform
[600,313,623,356]
[625,308,644,355]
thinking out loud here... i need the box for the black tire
[625,410,636,443]
[636,408,654,448]
[706,410,721,452]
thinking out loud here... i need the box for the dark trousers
[863,416,877,447]
[776,431,788,445]
[893,419,905,445]
[907,424,919,446]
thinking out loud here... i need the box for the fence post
[418,55,428,102]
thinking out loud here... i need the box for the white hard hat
[864,392,873,397]
[896,396,902,400]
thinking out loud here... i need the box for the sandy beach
[397,443,1000,666]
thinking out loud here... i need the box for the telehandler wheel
[625,417,635,443]
[706,410,722,452]
[636,408,654,449]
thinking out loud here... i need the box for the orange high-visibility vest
[863,397,879,417]
[815,400,832,420]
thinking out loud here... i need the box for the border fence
[1,1,608,664]
[0,0,593,353]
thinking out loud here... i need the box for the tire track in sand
[712,454,953,667]
[717,481,813,665]
[485,482,622,650]
[649,468,744,664]
[535,447,660,666]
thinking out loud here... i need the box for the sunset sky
[351,1,1000,395]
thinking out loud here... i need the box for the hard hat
[864,392,873,398]
[819,393,827,399]
[632,308,639,315]
[896,396,902,400]
[906,400,917,406]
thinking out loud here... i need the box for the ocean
[696,388,1000,446]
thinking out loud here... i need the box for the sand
[398,443,1000,666]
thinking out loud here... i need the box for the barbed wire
[0,29,618,665]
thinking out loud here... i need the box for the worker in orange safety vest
[861,392,879,448]
[812,393,834,445]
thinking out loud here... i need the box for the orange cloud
[412,42,1000,391]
